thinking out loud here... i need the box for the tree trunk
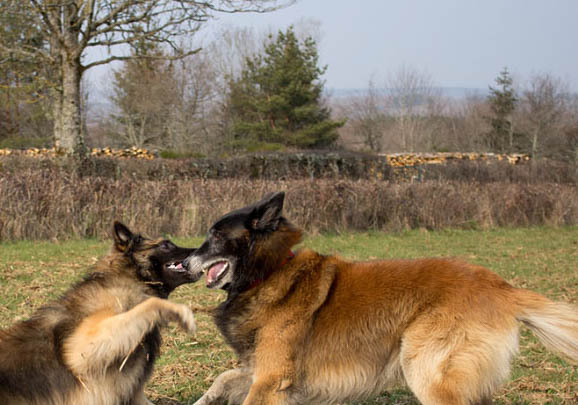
[507,114,514,153]
[531,128,539,160]
[51,84,63,148]
[54,56,86,156]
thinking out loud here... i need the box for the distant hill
[328,87,489,99]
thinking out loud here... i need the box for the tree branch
[0,43,52,63]
[78,0,97,50]
[90,0,149,31]
[87,14,203,48]
[82,47,201,71]
[29,0,66,47]
[198,0,296,14]
[91,4,205,39]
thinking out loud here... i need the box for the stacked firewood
[0,148,530,166]
[90,146,154,159]
[0,147,154,160]
[383,152,530,167]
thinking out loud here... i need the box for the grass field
[1,227,576,404]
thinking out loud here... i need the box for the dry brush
[0,166,575,241]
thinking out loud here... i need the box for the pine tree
[486,67,517,153]
[226,27,344,151]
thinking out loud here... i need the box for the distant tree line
[1,6,576,163]
[0,0,292,156]
[340,66,577,162]
[99,25,342,155]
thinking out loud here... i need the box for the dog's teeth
[207,261,228,283]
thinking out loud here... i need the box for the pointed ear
[113,221,133,251]
[250,192,285,231]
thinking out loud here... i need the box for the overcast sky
[87,0,578,94]
[208,0,578,91]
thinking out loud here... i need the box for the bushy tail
[515,289,578,363]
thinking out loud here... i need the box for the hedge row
[0,168,575,241]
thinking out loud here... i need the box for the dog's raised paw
[174,303,197,334]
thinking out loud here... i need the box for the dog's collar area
[246,250,295,291]
[279,250,295,268]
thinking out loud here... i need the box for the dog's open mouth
[165,261,187,272]
[205,260,230,287]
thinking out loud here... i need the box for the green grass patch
[159,150,206,159]
[0,227,576,404]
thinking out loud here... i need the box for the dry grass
[1,227,576,404]
[0,167,576,241]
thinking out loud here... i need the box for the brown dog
[184,192,578,405]
[0,222,199,405]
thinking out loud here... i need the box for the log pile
[90,146,154,159]
[0,148,530,165]
[383,152,530,167]
[0,146,154,159]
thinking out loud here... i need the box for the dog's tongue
[207,262,226,283]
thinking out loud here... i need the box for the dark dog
[0,222,199,405]
[184,192,578,405]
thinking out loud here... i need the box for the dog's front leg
[62,297,196,376]
[241,375,293,405]
[132,389,155,405]
[194,368,252,405]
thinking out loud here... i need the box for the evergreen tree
[486,67,517,153]
[227,27,344,151]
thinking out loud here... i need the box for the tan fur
[0,224,197,405]
[64,295,195,377]
[197,251,578,405]
[60,295,194,405]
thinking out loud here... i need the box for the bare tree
[344,79,388,152]
[109,44,178,148]
[386,65,443,152]
[337,68,451,153]
[165,51,221,153]
[520,73,569,159]
[444,94,492,152]
[0,0,293,156]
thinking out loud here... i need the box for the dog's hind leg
[63,297,195,376]
[194,368,252,405]
[400,317,517,405]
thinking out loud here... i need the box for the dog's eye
[160,241,175,250]
[210,230,222,241]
